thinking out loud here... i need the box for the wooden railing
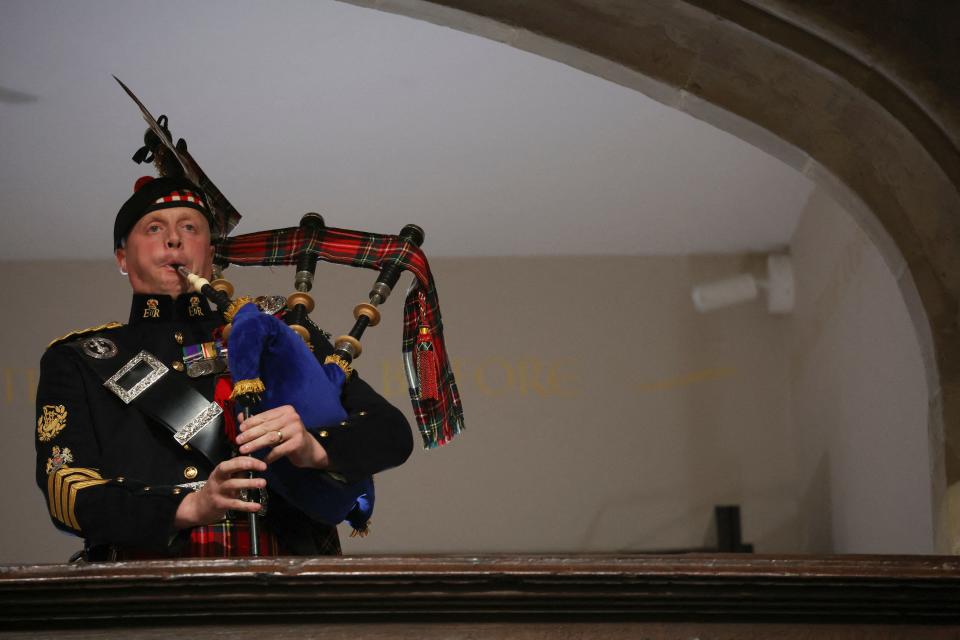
[1,555,959,637]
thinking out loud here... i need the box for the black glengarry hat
[113,176,213,249]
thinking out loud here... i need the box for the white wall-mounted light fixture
[691,254,794,314]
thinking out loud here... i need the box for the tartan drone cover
[215,225,464,448]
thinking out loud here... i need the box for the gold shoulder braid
[47,322,123,349]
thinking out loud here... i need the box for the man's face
[114,207,215,297]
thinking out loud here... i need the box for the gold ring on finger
[275,430,284,444]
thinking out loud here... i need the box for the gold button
[174,331,184,345]
[340,421,349,427]
[143,486,151,492]
[172,360,185,372]
[172,487,182,495]
[116,477,125,483]
[183,444,192,451]
[184,466,198,480]
[319,430,329,438]
[357,410,368,416]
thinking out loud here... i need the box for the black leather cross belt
[68,334,231,466]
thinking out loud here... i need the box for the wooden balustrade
[1,554,958,638]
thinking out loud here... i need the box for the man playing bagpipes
[33,81,463,560]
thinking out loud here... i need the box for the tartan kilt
[110,516,341,560]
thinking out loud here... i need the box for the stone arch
[341,0,960,551]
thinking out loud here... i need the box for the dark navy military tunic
[35,293,412,556]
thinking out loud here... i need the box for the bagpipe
[115,77,464,549]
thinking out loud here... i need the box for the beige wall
[5,253,800,563]
[789,188,933,554]
[2,206,933,562]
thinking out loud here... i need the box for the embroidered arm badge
[37,404,68,442]
[45,445,73,474]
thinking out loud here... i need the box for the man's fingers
[219,477,266,493]
[236,418,283,444]
[239,417,275,435]
[238,427,293,454]
[220,498,262,513]
[201,478,265,513]
[263,442,291,465]
[238,406,294,432]
[263,431,308,464]
[213,455,266,476]
[237,432,271,454]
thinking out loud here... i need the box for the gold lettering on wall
[7,359,734,405]
[25,368,36,403]
[379,357,581,399]
[544,359,579,398]
[475,357,512,397]
[2,368,38,405]
[380,360,409,399]
[635,367,737,392]
[383,358,733,398]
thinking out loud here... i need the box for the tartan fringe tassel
[416,327,440,401]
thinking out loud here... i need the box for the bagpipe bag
[228,302,373,531]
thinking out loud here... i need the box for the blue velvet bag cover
[228,303,374,530]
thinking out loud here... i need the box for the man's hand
[174,456,266,529]
[235,405,330,469]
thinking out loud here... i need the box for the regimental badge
[143,298,160,318]
[81,336,118,360]
[188,295,204,317]
[37,404,68,442]
[45,446,73,474]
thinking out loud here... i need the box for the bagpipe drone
[115,77,464,551]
